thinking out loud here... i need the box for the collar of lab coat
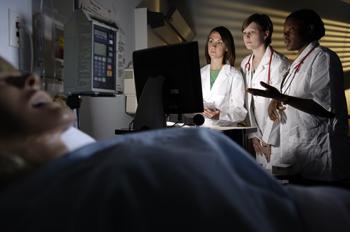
[255,46,275,75]
[291,41,319,69]
[202,64,231,99]
[246,46,273,76]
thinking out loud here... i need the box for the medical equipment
[32,0,64,94]
[132,41,204,130]
[64,9,118,95]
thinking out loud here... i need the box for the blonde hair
[0,57,32,184]
[0,56,17,73]
[0,152,33,184]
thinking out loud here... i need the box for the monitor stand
[133,75,166,130]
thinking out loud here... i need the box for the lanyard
[245,47,274,85]
[280,45,318,93]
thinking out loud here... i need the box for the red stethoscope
[245,46,274,85]
[245,47,274,137]
[280,45,318,93]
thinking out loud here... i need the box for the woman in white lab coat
[201,26,247,127]
[248,9,350,181]
[240,14,290,170]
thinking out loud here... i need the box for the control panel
[93,25,116,91]
[64,9,118,95]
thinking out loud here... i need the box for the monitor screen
[132,41,203,130]
[94,42,107,56]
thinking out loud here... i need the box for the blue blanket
[0,128,349,231]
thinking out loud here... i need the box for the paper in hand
[203,101,217,111]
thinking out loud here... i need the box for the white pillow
[60,127,95,151]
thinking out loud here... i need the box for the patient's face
[0,71,75,139]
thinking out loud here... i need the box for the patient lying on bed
[0,56,350,232]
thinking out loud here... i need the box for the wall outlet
[8,9,21,48]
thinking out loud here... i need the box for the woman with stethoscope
[201,26,247,127]
[248,9,350,181]
[240,14,289,170]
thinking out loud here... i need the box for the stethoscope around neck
[280,45,318,94]
[245,46,274,85]
[244,47,274,137]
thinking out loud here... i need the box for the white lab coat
[241,46,290,169]
[201,64,247,127]
[280,41,350,180]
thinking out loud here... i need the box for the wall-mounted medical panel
[64,9,118,95]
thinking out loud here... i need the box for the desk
[115,128,140,135]
[206,126,256,151]
[115,126,256,151]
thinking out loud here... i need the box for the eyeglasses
[208,39,224,47]
[0,73,33,89]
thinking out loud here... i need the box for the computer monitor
[132,41,204,130]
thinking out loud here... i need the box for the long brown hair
[204,26,236,66]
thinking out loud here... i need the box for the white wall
[0,0,32,67]
[80,95,134,139]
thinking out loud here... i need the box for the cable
[128,119,135,131]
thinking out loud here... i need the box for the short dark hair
[241,14,273,46]
[286,9,325,41]
[204,26,236,66]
